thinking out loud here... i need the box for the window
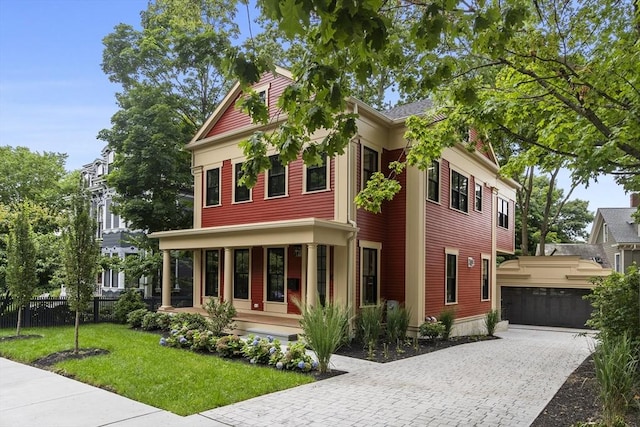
[451,171,468,212]
[233,249,249,299]
[362,247,378,306]
[234,163,251,203]
[475,183,483,211]
[498,197,509,228]
[267,248,285,302]
[267,155,286,197]
[317,245,327,306]
[603,224,608,243]
[362,146,378,187]
[614,253,621,273]
[306,155,327,192]
[205,250,219,297]
[446,253,457,304]
[427,160,440,202]
[206,168,220,206]
[481,258,490,300]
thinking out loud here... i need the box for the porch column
[224,247,233,302]
[160,250,174,311]
[306,243,318,307]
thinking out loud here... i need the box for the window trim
[474,182,483,212]
[204,249,220,298]
[317,244,329,306]
[204,166,221,207]
[361,144,380,190]
[232,160,252,204]
[481,254,490,301]
[603,223,608,243]
[445,248,459,305]
[614,252,621,273]
[426,159,441,203]
[498,197,509,229]
[450,169,469,213]
[359,240,382,307]
[303,155,329,193]
[253,83,270,107]
[233,248,250,300]
[265,155,288,199]
[265,247,287,303]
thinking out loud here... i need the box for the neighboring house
[536,243,610,267]
[150,67,518,336]
[588,195,640,273]
[81,147,143,297]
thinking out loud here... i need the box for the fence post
[94,297,99,323]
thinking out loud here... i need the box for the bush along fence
[0,295,192,329]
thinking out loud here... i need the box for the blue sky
[0,0,632,213]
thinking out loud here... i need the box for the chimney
[631,193,640,208]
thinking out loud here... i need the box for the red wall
[207,73,291,138]
[251,247,263,310]
[286,245,302,314]
[201,157,334,227]
[424,159,493,320]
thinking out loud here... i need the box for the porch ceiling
[150,218,357,250]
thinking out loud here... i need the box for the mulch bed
[0,334,43,342]
[33,348,110,368]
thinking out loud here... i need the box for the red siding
[286,245,302,314]
[202,157,335,227]
[425,160,493,320]
[251,247,263,311]
[207,73,292,137]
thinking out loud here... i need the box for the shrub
[126,308,149,328]
[242,335,282,365]
[274,341,316,372]
[112,289,147,324]
[203,298,237,336]
[419,319,445,341]
[170,312,209,331]
[438,309,455,340]
[593,333,639,425]
[297,300,350,373]
[386,305,411,344]
[189,329,217,352]
[215,334,244,358]
[141,312,160,330]
[484,309,500,336]
[356,303,385,347]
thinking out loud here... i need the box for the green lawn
[0,324,314,415]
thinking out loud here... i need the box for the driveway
[0,327,594,427]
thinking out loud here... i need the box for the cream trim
[263,246,288,308]
[203,249,221,298]
[203,166,222,208]
[449,166,470,214]
[426,159,442,204]
[360,143,381,191]
[480,253,491,301]
[232,160,253,204]
[302,156,330,194]
[264,155,289,199]
[232,248,251,306]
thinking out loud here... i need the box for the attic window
[603,223,608,243]
[253,83,270,107]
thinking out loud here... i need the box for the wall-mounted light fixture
[293,245,302,257]
[467,257,475,268]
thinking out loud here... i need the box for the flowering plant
[215,334,244,357]
[273,341,315,372]
[242,335,282,364]
[419,317,445,341]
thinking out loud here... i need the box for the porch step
[243,327,299,343]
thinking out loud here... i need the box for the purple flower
[297,361,305,369]
[179,337,187,344]
[159,337,167,346]
[269,346,276,354]
[252,339,260,346]
[267,335,274,343]
[276,361,284,370]
[311,361,318,369]
[171,329,178,335]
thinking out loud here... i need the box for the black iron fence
[0,296,193,329]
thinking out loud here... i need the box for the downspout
[347,103,359,328]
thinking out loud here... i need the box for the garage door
[501,287,593,328]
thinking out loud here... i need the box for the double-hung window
[205,250,219,297]
[427,160,440,202]
[475,183,482,211]
[446,252,458,304]
[362,247,378,306]
[362,146,378,187]
[451,171,468,212]
[234,249,249,299]
[306,155,327,192]
[234,163,251,203]
[266,248,285,302]
[267,155,286,197]
[206,168,220,206]
[498,197,509,228]
[481,257,490,300]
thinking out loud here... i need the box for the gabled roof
[382,99,434,120]
[595,208,639,244]
[536,243,611,268]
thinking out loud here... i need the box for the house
[588,194,640,272]
[150,67,518,336]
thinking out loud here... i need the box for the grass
[0,324,314,416]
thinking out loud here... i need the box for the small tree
[63,182,100,353]
[6,204,37,336]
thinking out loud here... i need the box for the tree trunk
[520,167,534,255]
[74,309,80,354]
[16,306,22,336]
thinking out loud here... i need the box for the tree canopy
[229,0,639,210]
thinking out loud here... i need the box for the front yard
[0,324,314,416]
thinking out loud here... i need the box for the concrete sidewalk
[0,327,594,427]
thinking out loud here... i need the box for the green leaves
[355,173,402,214]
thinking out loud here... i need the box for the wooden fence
[0,296,192,329]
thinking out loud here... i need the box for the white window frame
[426,159,441,204]
[204,164,222,207]
[603,223,608,243]
[264,246,287,304]
[359,240,382,307]
[303,155,330,193]
[253,83,270,107]
[361,143,381,190]
[204,249,221,298]
[475,182,483,212]
[232,159,252,204]
[233,248,251,301]
[614,252,621,273]
[445,248,459,305]
[498,197,509,229]
[265,155,288,199]
[450,169,470,213]
[481,254,491,301]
